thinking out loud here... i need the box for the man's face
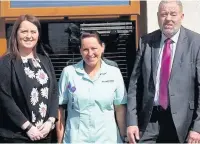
[157,1,184,38]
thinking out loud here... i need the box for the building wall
[146,0,200,34]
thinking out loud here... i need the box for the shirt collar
[161,28,180,43]
[75,59,108,75]
[74,60,84,74]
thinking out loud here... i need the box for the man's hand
[187,131,200,144]
[127,126,140,144]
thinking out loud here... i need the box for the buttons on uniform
[71,97,75,109]
[172,111,177,114]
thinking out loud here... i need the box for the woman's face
[80,37,104,68]
[17,20,39,51]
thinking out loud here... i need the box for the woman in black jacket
[0,14,58,143]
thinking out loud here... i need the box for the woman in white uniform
[56,31,127,143]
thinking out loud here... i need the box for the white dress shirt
[154,29,180,105]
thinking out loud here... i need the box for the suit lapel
[151,31,162,85]
[170,27,188,80]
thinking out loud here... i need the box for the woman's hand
[38,120,52,138]
[26,125,44,141]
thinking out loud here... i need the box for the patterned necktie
[159,38,172,110]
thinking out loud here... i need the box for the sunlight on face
[80,37,104,68]
[157,1,184,37]
[17,20,39,51]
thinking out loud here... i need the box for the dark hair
[80,31,105,58]
[8,14,47,58]
[80,31,103,47]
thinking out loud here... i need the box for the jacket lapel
[12,58,30,102]
[170,26,188,80]
[151,30,162,85]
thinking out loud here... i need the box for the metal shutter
[48,21,136,88]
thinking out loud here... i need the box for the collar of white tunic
[74,59,108,76]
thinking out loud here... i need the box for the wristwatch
[24,123,33,132]
[121,136,128,143]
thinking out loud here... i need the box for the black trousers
[139,106,180,143]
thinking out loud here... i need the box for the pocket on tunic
[68,89,90,111]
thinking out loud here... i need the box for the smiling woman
[0,14,58,143]
[17,21,39,53]
[80,31,105,78]
[57,31,127,143]
[8,15,43,58]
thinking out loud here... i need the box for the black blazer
[0,54,58,140]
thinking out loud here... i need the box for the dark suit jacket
[0,54,58,140]
[127,26,200,142]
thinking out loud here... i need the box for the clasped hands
[26,120,53,141]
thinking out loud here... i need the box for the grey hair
[158,0,183,12]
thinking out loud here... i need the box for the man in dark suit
[127,0,200,143]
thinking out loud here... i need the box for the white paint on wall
[146,0,200,34]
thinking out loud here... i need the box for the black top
[22,57,49,128]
